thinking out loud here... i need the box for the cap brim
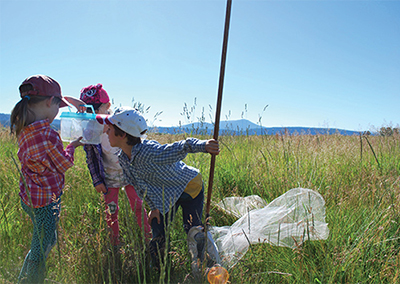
[60,98,74,108]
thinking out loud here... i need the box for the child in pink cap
[80,84,151,245]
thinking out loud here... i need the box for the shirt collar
[21,119,50,133]
[118,142,143,164]
[130,142,143,162]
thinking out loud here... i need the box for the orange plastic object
[207,266,229,284]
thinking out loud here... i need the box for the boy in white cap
[96,106,221,273]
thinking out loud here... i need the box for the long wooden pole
[206,0,232,218]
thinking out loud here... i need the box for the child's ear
[118,132,128,144]
[46,96,54,107]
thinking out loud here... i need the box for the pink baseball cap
[19,74,72,108]
[80,83,110,104]
[96,106,147,138]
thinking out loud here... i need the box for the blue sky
[1,0,399,131]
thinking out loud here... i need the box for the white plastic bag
[210,188,329,268]
[215,195,267,218]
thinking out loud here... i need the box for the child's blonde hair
[10,84,61,136]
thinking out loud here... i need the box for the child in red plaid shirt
[10,75,83,284]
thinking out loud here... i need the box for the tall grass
[1,126,399,283]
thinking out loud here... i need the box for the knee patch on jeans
[107,201,118,215]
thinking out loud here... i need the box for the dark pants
[18,199,61,284]
[149,188,204,266]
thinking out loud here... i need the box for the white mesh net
[210,188,330,268]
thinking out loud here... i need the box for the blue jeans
[151,187,204,236]
[149,187,204,266]
[18,198,61,284]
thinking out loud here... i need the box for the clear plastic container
[60,105,104,144]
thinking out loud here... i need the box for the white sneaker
[187,226,221,268]
[187,226,202,278]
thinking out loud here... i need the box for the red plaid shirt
[18,119,75,208]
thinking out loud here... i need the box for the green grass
[1,127,399,283]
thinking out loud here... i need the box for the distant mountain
[153,119,362,136]
[0,114,362,136]
[185,119,260,130]
[0,113,10,127]
[0,113,61,131]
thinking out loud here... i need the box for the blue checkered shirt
[118,138,207,215]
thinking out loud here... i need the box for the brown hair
[85,103,103,113]
[112,124,143,146]
[10,84,62,136]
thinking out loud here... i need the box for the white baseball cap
[96,106,147,138]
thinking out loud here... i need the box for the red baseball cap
[19,74,72,108]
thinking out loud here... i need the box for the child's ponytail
[10,96,32,137]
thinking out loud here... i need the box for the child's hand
[70,137,83,148]
[77,105,87,113]
[95,183,108,193]
[64,96,86,112]
[148,209,160,224]
[205,139,220,155]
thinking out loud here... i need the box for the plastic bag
[210,188,329,268]
[215,195,267,218]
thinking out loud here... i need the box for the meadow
[0,126,399,283]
